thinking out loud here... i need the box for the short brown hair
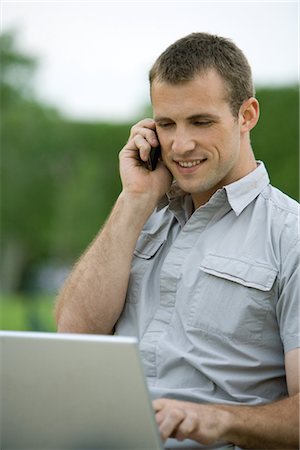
[149,32,255,116]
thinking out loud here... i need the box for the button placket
[140,205,218,381]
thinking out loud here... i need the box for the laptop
[0,331,163,450]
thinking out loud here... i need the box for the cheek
[195,128,224,149]
[160,146,170,167]
[158,136,172,158]
[211,129,240,156]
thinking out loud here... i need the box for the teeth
[178,160,202,168]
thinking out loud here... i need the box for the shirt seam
[260,188,299,216]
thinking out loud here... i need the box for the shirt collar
[157,161,270,215]
[224,161,270,216]
[157,181,186,211]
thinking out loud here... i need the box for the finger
[130,128,159,150]
[158,408,185,442]
[129,123,158,148]
[174,413,197,441]
[131,135,153,162]
[154,409,168,428]
[130,118,156,134]
[152,398,173,412]
[152,399,164,412]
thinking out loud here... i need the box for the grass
[0,294,57,332]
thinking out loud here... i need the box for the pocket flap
[134,233,165,259]
[199,254,277,291]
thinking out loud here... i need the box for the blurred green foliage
[0,30,299,297]
[252,86,299,197]
[0,295,56,331]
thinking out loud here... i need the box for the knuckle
[130,119,155,137]
[119,147,126,159]
[190,411,198,422]
[130,123,138,133]
[170,408,184,421]
[175,419,195,441]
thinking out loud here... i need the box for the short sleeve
[276,238,300,353]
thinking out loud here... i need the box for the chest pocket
[134,234,165,259]
[187,254,278,343]
[126,233,165,304]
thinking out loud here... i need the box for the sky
[1,0,299,122]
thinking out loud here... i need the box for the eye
[156,122,174,129]
[193,120,213,127]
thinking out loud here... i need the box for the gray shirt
[115,162,299,448]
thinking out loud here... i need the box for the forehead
[151,70,230,118]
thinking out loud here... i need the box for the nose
[171,127,196,155]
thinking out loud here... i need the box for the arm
[55,192,156,334]
[55,119,172,334]
[153,348,299,449]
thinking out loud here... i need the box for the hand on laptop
[152,398,230,445]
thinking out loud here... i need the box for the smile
[177,159,206,168]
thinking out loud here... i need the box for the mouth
[177,159,205,168]
[175,158,207,171]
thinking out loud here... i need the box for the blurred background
[1,1,299,332]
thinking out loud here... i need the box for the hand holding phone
[146,145,161,171]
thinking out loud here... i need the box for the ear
[239,97,260,133]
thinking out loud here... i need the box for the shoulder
[259,185,299,241]
[261,184,299,216]
[260,185,299,263]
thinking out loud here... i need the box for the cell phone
[146,145,161,171]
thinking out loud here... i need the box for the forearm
[55,191,157,334]
[221,393,299,449]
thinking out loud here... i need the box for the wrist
[213,406,236,443]
[218,406,240,443]
[119,190,160,214]
[116,191,159,228]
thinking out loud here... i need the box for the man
[55,33,299,449]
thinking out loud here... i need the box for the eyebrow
[155,113,220,122]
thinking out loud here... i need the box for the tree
[1,31,61,291]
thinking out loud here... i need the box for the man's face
[151,70,248,208]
